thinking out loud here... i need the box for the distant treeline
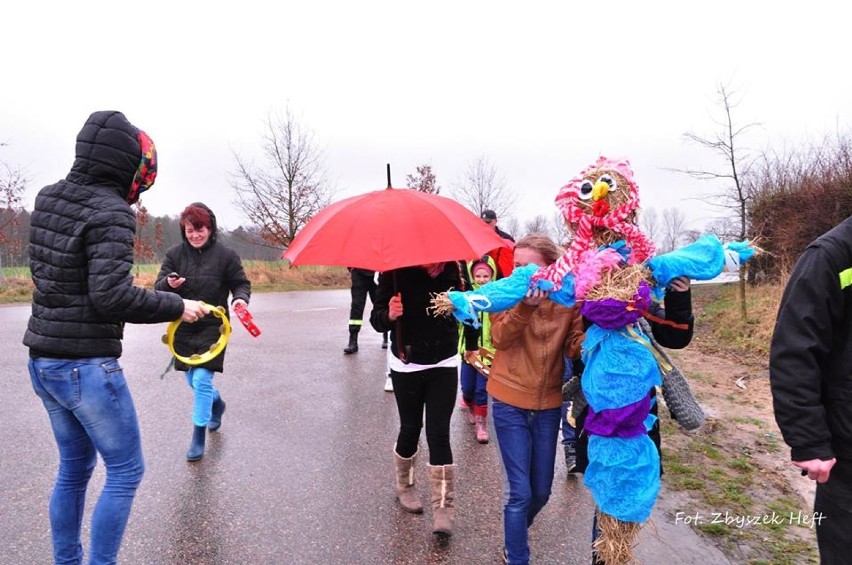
[0,209,282,269]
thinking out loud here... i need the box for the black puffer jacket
[24,111,185,358]
[371,263,472,365]
[155,203,251,373]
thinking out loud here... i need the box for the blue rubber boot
[208,397,226,431]
[186,425,206,461]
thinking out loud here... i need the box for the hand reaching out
[181,299,210,323]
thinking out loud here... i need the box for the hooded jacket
[459,256,497,355]
[24,111,184,358]
[770,215,852,462]
[155,203,251,372]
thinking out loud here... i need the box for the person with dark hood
[155,202,252,462]
[24,110,209,565]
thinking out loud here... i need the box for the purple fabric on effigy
[584,397,650,438]
[580,281,652,329]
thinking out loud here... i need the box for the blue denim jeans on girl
[185,367,219,426]
[492,399,561,565]
[459,361,488,407]
[29,357,145,565]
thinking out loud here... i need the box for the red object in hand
[233,303,261,337]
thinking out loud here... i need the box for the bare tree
[451,156,515,219]
[674,83,759,319]
[524,215,552,238]
[230,109,329,248]
[681,229,703,245]
[502,216,520,240]
[660,207,687,253]
[0,153,26,275]
[639,207,660,248]
[132,202,155,275]
[552,210,572,246]
[406,164,440,194]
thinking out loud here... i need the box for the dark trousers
[391,366,457,465]
[348,269,377,324]
[814,459,852,564]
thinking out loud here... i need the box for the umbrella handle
[391,272,410,363]
[395,318,411,364]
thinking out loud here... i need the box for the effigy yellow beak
[592,180,609,201]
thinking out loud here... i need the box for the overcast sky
[2,1,851,234]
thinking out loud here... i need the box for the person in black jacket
[770,216,852,564]
[371,262,475,538]
[24,110,209,565]
[155,202,251,462]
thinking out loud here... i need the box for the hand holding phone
[166,272,185,289]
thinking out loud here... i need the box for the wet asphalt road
[0,290,732,565]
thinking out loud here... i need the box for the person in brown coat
[487,234,585,565]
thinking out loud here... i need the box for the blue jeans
[185,367,219,426]
[492,399,561,565]
[29,357,145,565]
[459,361,488,407]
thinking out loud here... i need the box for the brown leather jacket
[486,300,585,410]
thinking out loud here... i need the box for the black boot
[186,425,206,461]
[565,443,577,475]
[208,397,226,431]
[381,332,389,349]
[343,327,359,354]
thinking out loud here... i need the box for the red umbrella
[283,165,511,363]
[283,182,509,271]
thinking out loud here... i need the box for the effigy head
[555,156,640,229]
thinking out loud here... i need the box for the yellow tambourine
[161,302,232,366]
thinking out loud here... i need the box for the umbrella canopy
[282,187,510,271]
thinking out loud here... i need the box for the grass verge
[661,281,819,564]
[0,262,350,304]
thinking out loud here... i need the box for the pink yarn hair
[573,247,623,299]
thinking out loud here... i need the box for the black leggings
[392,366,457,465]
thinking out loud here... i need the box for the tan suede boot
[393,447,423,513]
[427,464,455,536]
